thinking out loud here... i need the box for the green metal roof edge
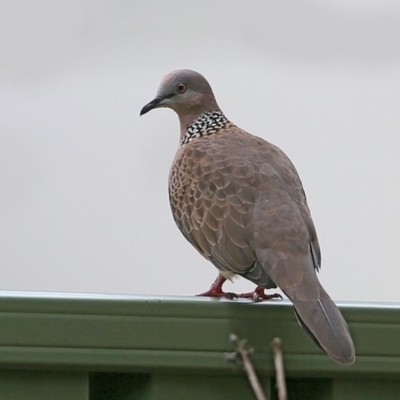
[0,291,399,377]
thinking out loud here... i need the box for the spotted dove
[140,69,355,365]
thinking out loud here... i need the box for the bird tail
[253,249,356,365]
[287,290,355,365]
[253,248,355,365]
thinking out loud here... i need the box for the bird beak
[140,96,165,116]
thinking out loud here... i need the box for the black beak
[140,96,164,116]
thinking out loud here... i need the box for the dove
[140,69,355,365]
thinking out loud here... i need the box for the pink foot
[196,275,238,300]
[237,286,283,302]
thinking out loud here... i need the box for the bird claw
[224,292,239,300]
[196,275,239,300]
[237,286,283,302]
[196,290,238,300]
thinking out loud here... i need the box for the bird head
[140,69,221,132]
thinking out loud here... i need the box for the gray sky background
[0,0,399,302]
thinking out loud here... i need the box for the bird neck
[180,111,231,146]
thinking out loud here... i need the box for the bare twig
[271,337,287,400]
[225,333,268,400]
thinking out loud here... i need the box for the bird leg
[196,275,238,300]
[237,286,283,302]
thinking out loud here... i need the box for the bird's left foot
[237,286,283,302]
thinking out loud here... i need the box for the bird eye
[176,83,187,93]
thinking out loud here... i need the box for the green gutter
[0,292,399,399]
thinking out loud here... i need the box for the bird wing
[169,126,317,275]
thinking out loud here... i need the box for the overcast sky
[0,0,399,302]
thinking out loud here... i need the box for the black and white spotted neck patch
[180,111,231,146]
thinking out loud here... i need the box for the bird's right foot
[195,275,238,300]
[196,288,238,300]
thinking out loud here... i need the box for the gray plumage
[140,69,355,365]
